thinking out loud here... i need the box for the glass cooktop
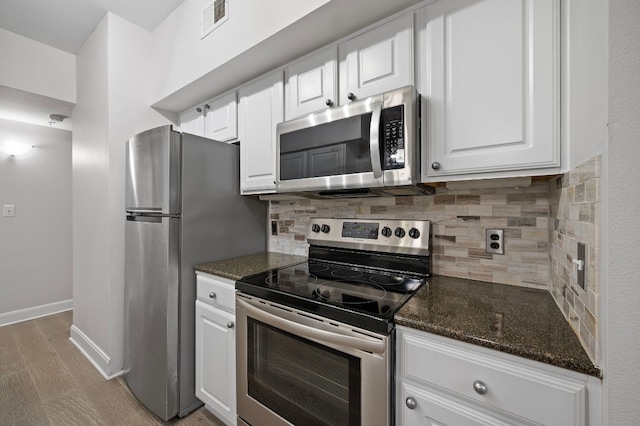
[236,259,427,334]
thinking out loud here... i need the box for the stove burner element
[370,274,405,285]
[265,268,317,288]
[308,263,329,273]
[314,283,386,304]
[331,268,363,279]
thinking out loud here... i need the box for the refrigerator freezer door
[125,126,181,213]
[124,215,180,421]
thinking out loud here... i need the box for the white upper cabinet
[238,70,284,194]
[179,106,206,136]
[179,91,238,143]
[285,47,338,121]
[204,91,238,142]
[418,0,560,179]
[339,13,413,105]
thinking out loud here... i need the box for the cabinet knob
[431,161,441,170]
[196,107,202,113]
[473,380,488,395]
[204,104,210,110]
[227,321,234,329]
[347,92,356,101]
[325,99,334,107]
[405,397,417,410]
[209,292,216,299]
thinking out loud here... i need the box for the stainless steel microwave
[276,85,431,197]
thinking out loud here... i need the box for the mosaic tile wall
[269,182,552,289]
[549,156,601,364]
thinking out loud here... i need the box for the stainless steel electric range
[235,218,431,426]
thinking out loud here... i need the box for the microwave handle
[237,298,385,354]
[369,102,383,179]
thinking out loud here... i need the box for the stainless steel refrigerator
[124,125,266,420]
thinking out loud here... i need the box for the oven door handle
[237,298,385,354]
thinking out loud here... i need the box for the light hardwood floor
[0,311,226,426]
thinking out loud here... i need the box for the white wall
[0,119,72,323]
[72,13,169,376]
[72,15,112,368]
[149,0,329,107]
[148,0,426,112]
[0,28,75,103]
[604,0,640,423]
[562,0,609,170]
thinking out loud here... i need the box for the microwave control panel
[382,105,405,170]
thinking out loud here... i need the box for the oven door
[236,295,391,426]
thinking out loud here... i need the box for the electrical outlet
[3,205,15,217]
[486,229,504,254]
[577,242,586,289]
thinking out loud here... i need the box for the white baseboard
[69,325,123,380]
[0,299,73,327]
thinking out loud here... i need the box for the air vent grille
[201,0,229,39]
[214,0,226,23]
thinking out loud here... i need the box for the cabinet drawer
[399,382,517,426]
[399,329,586,426]
[196,272,236,313]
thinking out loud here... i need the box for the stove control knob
[321,224,331,233]
[394,227,406,238]
[311,224,321,233]
[381,226,392,238]
[408,228,421,239]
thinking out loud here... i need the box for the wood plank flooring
[0,311,226,426]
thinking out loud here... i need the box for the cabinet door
[238,70,284,194]
[195,300,236,425]
[399,383,516,426]
[285,47,338,120]
[338,14,413,105]
[418,0,559,178]
[179,106,205,136]
[204,91,238,142]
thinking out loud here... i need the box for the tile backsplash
[268,156,601,364]
[549,156,601,364]
[269,182,552,290]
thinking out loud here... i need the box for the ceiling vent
[201,0,229,39]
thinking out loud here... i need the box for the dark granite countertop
[396,275,602,378]
[194,252,307,281]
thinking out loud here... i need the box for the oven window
[279,113,373,180]
[247,318,361,426]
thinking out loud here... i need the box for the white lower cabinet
[195,272,237,426]
[397,326,601,426]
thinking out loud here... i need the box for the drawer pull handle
[227,322,234,329]
[473,380,488,395]
[209,292,216,299]
[405,397,417,410]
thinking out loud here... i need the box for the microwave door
[276,101,384,193]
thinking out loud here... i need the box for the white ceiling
[0,0,185,131]
[0,0,186,54]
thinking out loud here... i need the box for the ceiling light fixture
[48,114,69,126]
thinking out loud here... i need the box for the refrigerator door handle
[127,211,181,223]
[127,211,181,220]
